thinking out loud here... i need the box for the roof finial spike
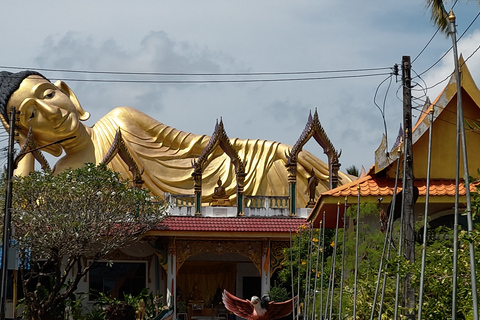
[313,108,319,122]
[448,9,455,22]
[218,117,225,131]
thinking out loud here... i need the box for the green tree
[410,226,480,319]
[273,203,480,319]
[275,224,336,318]
[1,163,165,320]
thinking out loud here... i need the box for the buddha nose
[37,100,61,120]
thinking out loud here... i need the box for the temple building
[75,110,350,319]
[308,58,480,232]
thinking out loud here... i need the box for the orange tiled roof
[309,176,476,228]
[321,174,474,198]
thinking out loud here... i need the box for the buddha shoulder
[95,106,166,130]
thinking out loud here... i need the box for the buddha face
[7,75,81,142]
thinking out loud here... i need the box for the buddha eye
[43,90,55,99]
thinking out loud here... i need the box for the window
[89,261,146,300]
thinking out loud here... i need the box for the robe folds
[91,107,350,206]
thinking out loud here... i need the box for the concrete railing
[164,193,310,218]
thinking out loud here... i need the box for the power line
[0,65,391,77]
[373,74,394,152]
[412,27,441,64]
[415,8,480,79]
[35,72,393,84]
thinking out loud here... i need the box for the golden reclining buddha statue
[0,71,349,206]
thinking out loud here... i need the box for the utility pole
[402,56,415,320]
[0,107,16,320]
[449,10,478,320]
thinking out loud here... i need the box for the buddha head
[0,71,90,156]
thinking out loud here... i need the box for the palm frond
[426,0,450,33]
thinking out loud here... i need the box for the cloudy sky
[0,1,479,172]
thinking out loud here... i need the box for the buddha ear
[0,113,26,147]
[54,80,91,121]
[0,113,9,132]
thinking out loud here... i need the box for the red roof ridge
[153,215,308,233]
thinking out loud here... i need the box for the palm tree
[346,165,359,177]
[427,0,480,33]
[426,0,449,32]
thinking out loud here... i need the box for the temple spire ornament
[192,118,246,215]
[286,109,341,214]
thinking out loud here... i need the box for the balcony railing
[164,193,311,218]
[244,196,289,209]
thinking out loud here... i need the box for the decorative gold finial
[448,9,455,22]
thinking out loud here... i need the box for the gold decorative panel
[270,241,289,273]
[176,240,262,273]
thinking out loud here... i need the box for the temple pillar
[192,171,202,215]
[166,239,177,317]
[286,164,297,216]
[261,239,270,295]
[330,157,341,189]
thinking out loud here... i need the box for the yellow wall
[385,59,480,180]
[412,92,480,179]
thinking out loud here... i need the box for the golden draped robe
[90,107,349,207]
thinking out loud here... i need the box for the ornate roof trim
[14,127,51,171]
[101,129,144,187]
[286,109,340,166]
[192,118,245,174]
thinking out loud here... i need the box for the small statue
[210,178,231,206]
[214,178,226,197]
[222,290,298,320]
[135,299,146,320]
[212,287,223,305]
[306,168,319,208]
[190,284,203,301]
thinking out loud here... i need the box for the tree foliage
[426,0,449,33]
[425,0,480,34]
[1,163,166,320]
[273,202,480,319]
[345,165,359,177]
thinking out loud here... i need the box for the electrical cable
[373,74,394,153]
[420,36,480,93]
[415,7,480,79]
[412,27,441,64]
[0,65,392,77]
[413,0,459,65]
[19,72,390,84]
[462,41,480,66]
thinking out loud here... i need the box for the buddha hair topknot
[0,70,47,122]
